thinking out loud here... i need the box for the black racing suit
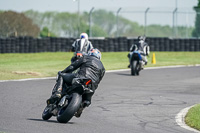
[52,55,105,103]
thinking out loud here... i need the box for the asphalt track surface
[0,66,200,133]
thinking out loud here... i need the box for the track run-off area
[0,65,200,133]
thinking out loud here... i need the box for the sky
[0,0,198,26]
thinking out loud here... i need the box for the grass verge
[185,104,200,131]
[0,51,200,80]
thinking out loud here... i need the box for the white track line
[176,105,200,133]
[1,64,200,83]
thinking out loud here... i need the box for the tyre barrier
[0,36,200,53]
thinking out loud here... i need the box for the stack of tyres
[190,39,195,51]
[41,38,47,52]
[113,38,118,52]
[179,39,185,51]
[19,37,25,53]
[109,38,115,52]
[127,39,134,51]
[93,39,99,51]
[15,37,20,53]
[0,38,6,53]
[50,37,56,52]
[33,38,38,53]
[57,38,62,52]
[98,38,106,52]
[118,37,126,51]
[194,39,199,51]
[90,39,94,48]
[154,38,160,51]
[196,39,200,51]
[6,38,11,53]
[150,38,156,51]
[10,38,16,53]
[60,38,67,52]
[37,39,43,52]
[160,38,165,51]
[149,38,154,51]
[28,36,33,53]
[174,39,179,51]
[25,37,31,53]
[104,38,111,52]
[184,39,190,51]
[66,37,71,52]
[164,38,170,51]
[123,37,128,52]
[28,37,33,53]
[98,39,103,52]
[29,37,34,53]
[42,37,50,52]
[169,38,174,51]
[99,39,105,52]
[0,38,1,53]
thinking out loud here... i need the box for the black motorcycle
[42,77,93,123]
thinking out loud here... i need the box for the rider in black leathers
[47,48,105,117]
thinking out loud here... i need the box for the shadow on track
[115,73,133,76]
[27,118,75,124]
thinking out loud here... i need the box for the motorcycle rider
[128,36,150,68]
[47,48,105,117]
[71,33,93,63]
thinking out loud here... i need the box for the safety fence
[0,37,200,53]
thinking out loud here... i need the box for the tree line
[0,7,199,38]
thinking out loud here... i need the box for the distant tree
[40,27,56,37]
[192,0,200,37]
[0,11,40,37]
[23,9,193,38]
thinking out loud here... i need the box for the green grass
[185,104,200,131]
[0,51,200,80]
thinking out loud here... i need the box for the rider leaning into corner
[128,36,150,68]
[47,48,105,117]
[71,33,93,63]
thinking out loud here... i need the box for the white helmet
[80,33,88,40]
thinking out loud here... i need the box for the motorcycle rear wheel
[131,60,139,76]
[57,93,82,123]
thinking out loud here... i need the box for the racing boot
[46,75,63,105]
[139,61,144,69]
[74,100,91,118]
[46,91,62,105]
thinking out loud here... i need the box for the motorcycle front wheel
[57,93,82,123]
[42,105,53,120]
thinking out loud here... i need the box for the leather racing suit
[51,55,105,104]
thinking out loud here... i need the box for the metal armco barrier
[0,36,200,53]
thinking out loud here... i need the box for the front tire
[42,105,53,120]
[57,93,82,123]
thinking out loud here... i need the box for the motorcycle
[42,76,93,123]
[129,51,145,76]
